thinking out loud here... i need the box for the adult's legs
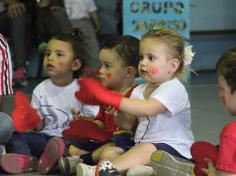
[50,9,72,34]
[3,9,29,87]
[71,19,100,73]
[10,14,27,69]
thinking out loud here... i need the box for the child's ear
[169,59,180,73]
[126,66,137,77]
[72,58,81,71]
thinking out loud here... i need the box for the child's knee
[0,112,14,144]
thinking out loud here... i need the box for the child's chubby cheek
[148,66,159,75]
[57,61,65,69]
[105,72,112,79]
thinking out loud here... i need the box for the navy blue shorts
[153,143,190,160]
[64,139,104,156]
[111,133,135,152]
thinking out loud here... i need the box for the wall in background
[28,0,236,77]
[190,0,236,31]
[95,0,236,33]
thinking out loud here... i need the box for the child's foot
[37,137,65,174]
[76,163,96,176]
[58,155,82,176]
[0,153,37,174]
[126,165,156,176]
[96,160,122,176]
[150,150,194,176]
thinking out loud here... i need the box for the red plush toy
[62,119,112,142]
[75,78,122,110]
[191,141,218,176]
[12,91,41,132]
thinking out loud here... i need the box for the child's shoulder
[33,79,52,92]
[221,120,236,136]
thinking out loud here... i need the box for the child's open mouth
[46,63,54,69]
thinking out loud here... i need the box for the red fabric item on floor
[12,91,41,132]
[191,141,218,176]
[63,119,112,142]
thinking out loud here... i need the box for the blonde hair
[141,28,186,78]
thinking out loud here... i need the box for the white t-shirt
[132,78,194,159]
[64,0,97,20]
[31,79,99,137]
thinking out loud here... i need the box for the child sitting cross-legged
[74,28,196,176]
[58,34,140,176]
[0,28,99,175]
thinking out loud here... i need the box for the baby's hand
[71,109,81,120]
[202,158,218,176]
[104,106,116,116]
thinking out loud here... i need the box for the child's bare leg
[99,146,125,161]
[92,142,115,163]
[69,145,89,156]
[112,143,156,172]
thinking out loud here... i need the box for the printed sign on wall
[123,0,190,39]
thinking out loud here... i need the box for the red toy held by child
[12,91,41,132]
[75,78,122,109]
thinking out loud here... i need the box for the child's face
[218,74,236,115]
[43,39,80,82]
[138,38,177,85]
[98,48,128,90]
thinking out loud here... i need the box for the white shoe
[76,163,96,176]
[126,165,156,176]
[58,155,82,176]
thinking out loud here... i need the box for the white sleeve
[86,0,97,12]
[152,81,189,116]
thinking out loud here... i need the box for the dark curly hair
[100,35,140,69]
[51,28,85,78]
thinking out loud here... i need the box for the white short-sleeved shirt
[64,0,97,20]
[132,78,194,159]
[31,79,99,137]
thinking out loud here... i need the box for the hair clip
[184,45,195,65]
